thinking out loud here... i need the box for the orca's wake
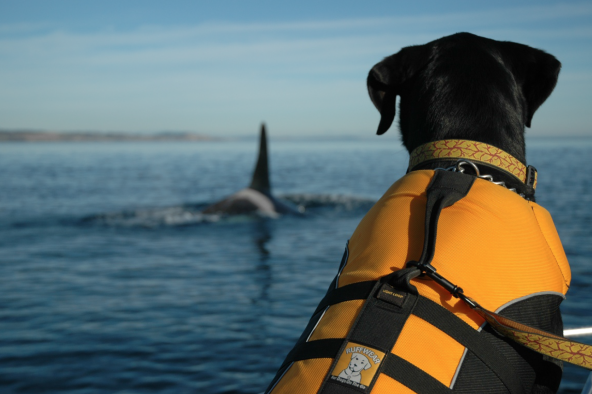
[80,193,375,228]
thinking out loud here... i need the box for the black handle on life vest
[414,170,476,267]
[405,170,475,298]
[407,170,475,298]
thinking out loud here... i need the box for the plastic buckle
[406,260,436,275]
[407,260,464,298]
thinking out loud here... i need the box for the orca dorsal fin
[249,123,271,194]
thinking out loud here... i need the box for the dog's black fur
[367,33,563,394]
[367,32,560,166]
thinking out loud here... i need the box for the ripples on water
[0,138,590,393]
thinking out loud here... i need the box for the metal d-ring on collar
[435,159,524,197]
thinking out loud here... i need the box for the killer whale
[201,124,301,216]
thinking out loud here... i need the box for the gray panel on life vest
[453,293,565,394]
[452,351,510,393]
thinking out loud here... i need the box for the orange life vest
[266,169,570,394]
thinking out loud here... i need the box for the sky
[0,0,591,137]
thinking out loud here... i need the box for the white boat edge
[564,327,592,337]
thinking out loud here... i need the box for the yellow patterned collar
[409,139,537,190]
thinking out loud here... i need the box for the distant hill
[0,130,216,142]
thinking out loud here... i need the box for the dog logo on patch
[338,352,372,383]
[330,342,385,389]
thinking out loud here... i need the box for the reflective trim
[266,362,293,394]
[494,291,566,313]
[306,306,329,342]
[449,347,468,389]
[335,240,349,289]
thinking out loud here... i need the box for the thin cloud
[0,2,590,135]
[2,2,592,41]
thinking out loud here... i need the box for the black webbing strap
[289,338,344,362]
[320,383,366,394]
[413,296,525,394]
[313,281,377,315]
[264,338,344,394]
[381,353,451,394]
[316,278,419,393]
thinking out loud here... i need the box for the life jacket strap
[287,338,343,362]
[313,281,376,316]
[382,353,451,394]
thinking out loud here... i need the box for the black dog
[265,33,567,394]
[363,33,564,393]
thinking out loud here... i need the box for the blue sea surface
[0,137,591,394]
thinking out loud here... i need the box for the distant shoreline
[0,130,216,142]
[1,130,591,143]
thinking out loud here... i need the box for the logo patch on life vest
[329,342,385,389]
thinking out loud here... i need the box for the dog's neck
[407,139,537,201]
[400,125,527,166]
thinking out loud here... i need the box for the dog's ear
[367,45,430,135]
[503,43,561,128]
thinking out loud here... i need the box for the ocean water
[0,137,591,394]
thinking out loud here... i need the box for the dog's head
[367,33,561,162]
[348,353,372,373]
